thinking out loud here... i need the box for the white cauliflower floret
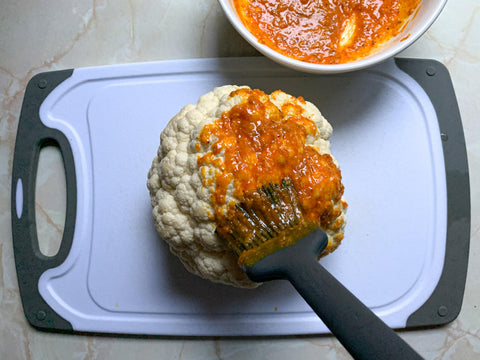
[148,85,257,287]
[147,85,346,288]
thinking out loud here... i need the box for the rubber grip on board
[395,58,470,328]
[11,69,75,331]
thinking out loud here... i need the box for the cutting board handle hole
[35,143,66,257]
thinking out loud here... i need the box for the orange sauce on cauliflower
[197,88,344,228]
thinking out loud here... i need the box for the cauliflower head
[147,85,346,288]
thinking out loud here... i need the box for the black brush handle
[247,230,423,360]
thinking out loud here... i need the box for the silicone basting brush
[216,179,423,360]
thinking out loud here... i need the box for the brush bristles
[216,178,320,268]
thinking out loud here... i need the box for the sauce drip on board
[233,0,421,64]
[197,88,344,230]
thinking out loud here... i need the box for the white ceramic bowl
[218,0,447,74]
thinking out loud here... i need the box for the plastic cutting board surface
[11,57,470,336]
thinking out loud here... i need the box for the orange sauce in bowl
[233,0,421,64]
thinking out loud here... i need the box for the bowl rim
[218,0,448,73]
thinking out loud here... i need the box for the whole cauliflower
[147,85,346,288]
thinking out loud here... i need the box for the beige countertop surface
[1,1,478,359]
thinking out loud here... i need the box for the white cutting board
[33,57,447,335]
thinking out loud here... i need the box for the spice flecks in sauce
[197,88,344,228]
[233,0,421,64]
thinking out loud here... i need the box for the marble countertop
[1,1,478,359]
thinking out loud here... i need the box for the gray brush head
[216,178,320,268]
